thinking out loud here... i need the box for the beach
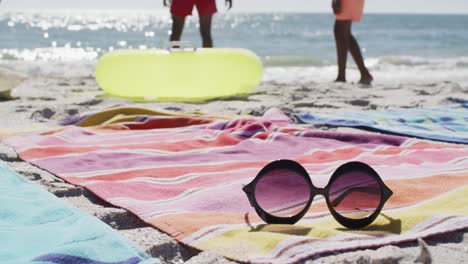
[1,10,468,264]
[1,63,467,263]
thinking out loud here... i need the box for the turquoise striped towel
[295,103,468,144]
[0,161,159,264]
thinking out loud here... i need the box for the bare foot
[359,74,373,85]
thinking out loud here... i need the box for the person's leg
[196,0,216,48]
[348,25,373,84]
[170,16,186,43]
[199,15,213,48]
[169,0,193,43]
[334,20,351,82]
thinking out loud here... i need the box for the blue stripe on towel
[0,161,159,264]
[295,103,468,144]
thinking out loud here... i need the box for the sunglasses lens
[329,171,382,220]
[255,169,310,218]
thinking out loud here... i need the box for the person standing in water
[332,0,373,85]
[164,0,233,48]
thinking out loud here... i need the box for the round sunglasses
[243,160,393,229]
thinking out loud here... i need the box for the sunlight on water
[1,11,468,83]
[0,10,172,31]
[1,11,468,63]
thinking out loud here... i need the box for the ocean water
[1,10,468,83]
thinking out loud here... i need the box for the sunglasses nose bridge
[312,186,326,195]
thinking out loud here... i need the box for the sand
[0,66,467,264]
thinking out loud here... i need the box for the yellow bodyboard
[95,48,263,102]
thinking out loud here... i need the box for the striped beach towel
[0,161,158,264]
[295,103,468,144]
[4,108,468,263]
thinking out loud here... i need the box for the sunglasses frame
[243,160,393,229]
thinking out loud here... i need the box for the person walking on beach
[332,0,373,85]
[164,0,233,48]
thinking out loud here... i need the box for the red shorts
[170,0,217,17]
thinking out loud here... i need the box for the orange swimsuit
[335,0,365,22]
